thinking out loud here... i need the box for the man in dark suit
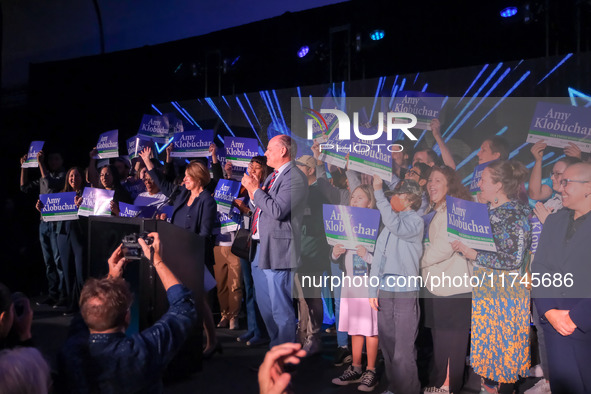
[241,135,308,346]
[532,162,591,394]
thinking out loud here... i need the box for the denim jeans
[39,221,63,299]
[240,257,267,339]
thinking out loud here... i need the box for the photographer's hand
[107,244,127,279]
[138,233,181,290]
[259,342,306,394]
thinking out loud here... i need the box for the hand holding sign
[89,147,98,159]
[311,141,321,160]
[333,244,346,259]
[564,142,582,159]
[209,143,218,157]
[450,240,478,260]
[356,245,368,259]
[530,140,547,162]
[372,174,383,191]
[430,118,442,138]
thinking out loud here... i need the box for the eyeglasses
[560,179,590,187]
[407,169,421,178]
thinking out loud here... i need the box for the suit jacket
[532,208,591,341]
[252,161,308,270]
[148,169,217,237]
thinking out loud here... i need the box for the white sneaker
[524,379,551,394]
[528,364,544,378]
[423,385,450,393]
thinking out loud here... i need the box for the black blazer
[148,169,216,237]
[532,208,591,341]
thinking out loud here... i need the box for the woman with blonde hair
[139,147,220,357]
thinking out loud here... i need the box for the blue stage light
[297,46,309,58]
[370,30,385,41]
[500,7,518,18]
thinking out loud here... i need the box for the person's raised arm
[88,147,100,188]
[140,147,176,196]
[37,150,48,179]
[528,141,553,200]
[138,233,181,291]
[209,143,224,181]
[19,154,41,195]
[139,147,155,172]
[431,119,456,169]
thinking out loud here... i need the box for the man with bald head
[241,135,309,346]
[533,162,591,393]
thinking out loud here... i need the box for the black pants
[429,328,470,394]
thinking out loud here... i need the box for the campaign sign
[213,179,241,214]
[126,135,154,159]
[318,128,348,169]
[469,160,495,195]
[323,204,381,252]
[446,196,496,252]
[224,137,259,167]
[22,141,45,168]
[391,91,445,130]
[215,211,241,234]
[78,187,114,217]
[306,94,341,143]
[96,130,119,159]
[217,154,246,179]
[138,114,171,143]
[134,195,163,207]
[164,113,184,134]
[170,130,213,158]
[39,192,78,222]
[527,102,591,153]
[119,202,157,218]
[347,127,393,182]
[529,215,543,256]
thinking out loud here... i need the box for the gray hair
[0,347,51,394]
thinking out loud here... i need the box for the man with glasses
[533,162,591,393]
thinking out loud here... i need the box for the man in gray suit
[241,135,309,346]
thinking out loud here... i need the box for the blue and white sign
[446,196,496,252]
[527,102,591,153]
[39,192,78,221]
[78,187,114,217]
[96,130,119,159]
[118,202,157,218]
[224,137,259,167]
[126,135,154,160]
[323,204,381,252]
[138,114,171,143]
[22,141,45,168]
[170,130,213,158]
[213,179,241,214]
[391,91,445,130]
